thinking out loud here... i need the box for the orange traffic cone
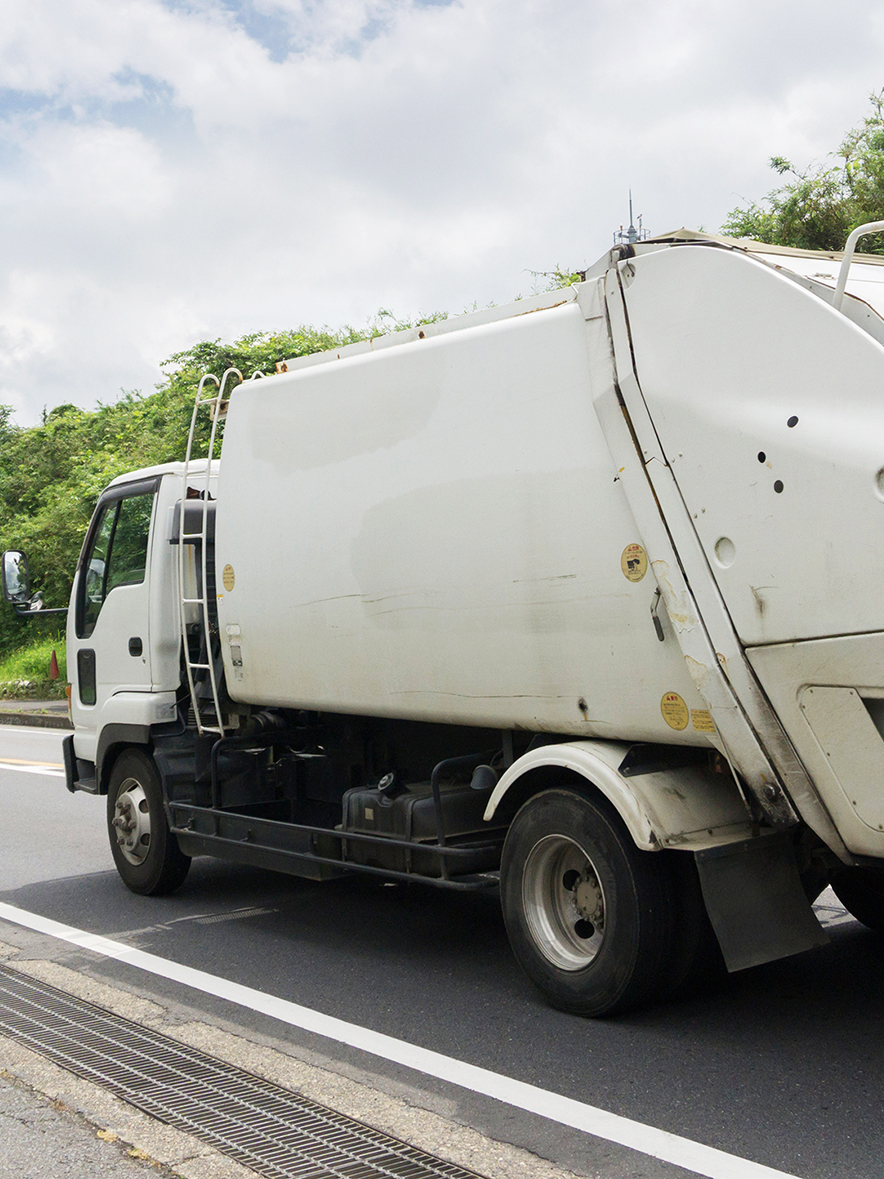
[49,649,59,680]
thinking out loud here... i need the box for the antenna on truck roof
[613,190,648,246]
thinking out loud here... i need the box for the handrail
[179,367,242,737]
[832,220,884,310]
[178,365,264,737]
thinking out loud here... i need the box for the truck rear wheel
[832,867,884,933]
[107,749,191,896]
[500,789,675,1016]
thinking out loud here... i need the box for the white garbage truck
[8,227,884,1016]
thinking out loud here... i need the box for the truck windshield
[77,491,155,639]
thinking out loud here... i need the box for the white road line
[0,765,65,778]
[0,900,803,1179]
[0,757,64,768]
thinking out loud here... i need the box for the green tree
[723,90,884,252]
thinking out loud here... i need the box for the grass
[0,636,67,699]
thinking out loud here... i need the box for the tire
[832,868,884,933]
[107,749,191,896]
[500,789,676,1017]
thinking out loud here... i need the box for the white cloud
[0,0,883,422]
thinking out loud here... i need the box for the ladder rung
[187,662,211,671]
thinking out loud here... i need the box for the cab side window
[106,495,153,592]
[77,491,155,639]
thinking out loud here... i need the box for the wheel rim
[111,779,152,865]
[522,834,606,971]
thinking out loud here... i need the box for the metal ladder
[178,367,243,736]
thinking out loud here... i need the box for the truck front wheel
[500,789,675,1016]
[107,749,191,896]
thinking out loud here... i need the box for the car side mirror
[2,550,31,605]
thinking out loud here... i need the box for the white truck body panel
[621,245,884,645]
[215,296,714,743]
[595,267,839,851]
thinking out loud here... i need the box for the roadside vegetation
[0,634,66,699]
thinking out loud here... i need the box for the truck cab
[66,463,214,792]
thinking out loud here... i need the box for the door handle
[128,637,143,657]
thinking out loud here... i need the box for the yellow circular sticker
[661,692,690,731]
[621,543,647,583]
[222,564,235,592]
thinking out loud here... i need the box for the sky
[1,0,884,425]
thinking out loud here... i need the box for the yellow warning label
[621,543,647,583]
[222,564,235,592]
[661,692,689,731]
[691,709,716,733]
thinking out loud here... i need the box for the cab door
[69,478,158,723]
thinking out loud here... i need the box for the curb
[0,711,72,730]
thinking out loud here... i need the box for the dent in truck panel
[349,470,593,635]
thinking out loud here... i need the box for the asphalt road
[1,726,881,1179]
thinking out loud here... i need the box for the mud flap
[695,833,828,972]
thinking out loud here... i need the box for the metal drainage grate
[0,965,487,1179]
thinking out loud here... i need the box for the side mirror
[2,550,31,605]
